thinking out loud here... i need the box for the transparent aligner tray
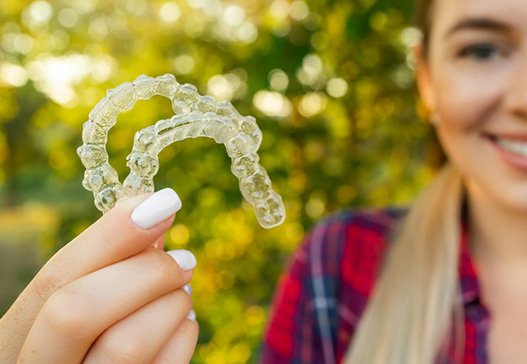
[77,74,285,229]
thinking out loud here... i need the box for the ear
[413,43,437,112]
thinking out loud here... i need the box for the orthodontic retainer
[77,74,285,229]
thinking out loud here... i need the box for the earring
[429,112,440,126]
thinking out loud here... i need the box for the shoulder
[318,205,406,234]
[285,206,408,313]
[314,208,406,234]
[309,207,407,358]
[262,206,407,362]
[300,206,406,271]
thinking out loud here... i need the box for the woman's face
[417,0,527,213]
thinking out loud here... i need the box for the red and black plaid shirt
[261,207,489,363]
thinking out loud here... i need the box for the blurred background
[0,0,441,362]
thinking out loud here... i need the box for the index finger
[40,188,182,299]
[0,188,182,357]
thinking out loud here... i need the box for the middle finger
[18,247,195,364]
[83,288,192,364]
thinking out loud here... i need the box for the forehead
[432,0,527,32]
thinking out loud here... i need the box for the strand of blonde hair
[345,163,465,364]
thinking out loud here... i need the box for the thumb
[0,188,182,362]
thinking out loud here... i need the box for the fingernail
[183,284,192,296]
[187,309,196,321]
[166,250,196,271]
[131,188,182,229]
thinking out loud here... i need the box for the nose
[504,54,527,119]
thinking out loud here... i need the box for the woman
[0,189,199,363]
[263,0,527,362]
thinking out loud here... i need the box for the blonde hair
[344,163,465,363]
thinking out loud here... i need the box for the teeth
[496,137,527,156]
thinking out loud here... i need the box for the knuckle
[93,221,122,256]
[34,264,66,302]
[155,321,199,364]
[173,289,193,313]
[42,290,91,337]
[163,289,193,317]
[139,249,176,281]
[179,319,200,344]
[98,332,145,364]
[88,207,131,256]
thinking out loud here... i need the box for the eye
[458,43,503,61]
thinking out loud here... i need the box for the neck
[466,178,527,266]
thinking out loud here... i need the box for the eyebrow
[445,18,511,38]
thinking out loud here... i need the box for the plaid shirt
[261,207,490,363]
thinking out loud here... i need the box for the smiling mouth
[497,138,527,157]
[485,133,527,157]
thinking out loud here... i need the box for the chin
[463,174,527,215]
[496,192,527,214]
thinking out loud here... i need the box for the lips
[484,132,527,170]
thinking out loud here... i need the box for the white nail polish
[167,250,197,271]
[131,188,182,229]
[183,284,192,296]
[187,309,196,321]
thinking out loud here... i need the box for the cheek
[433,65,505,132]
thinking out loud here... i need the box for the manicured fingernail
[166,250,196,271]
[131,188,182,229]
[183,284,192,296]
[187,309,196,321]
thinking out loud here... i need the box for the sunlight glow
[0,63,28,87]
[27,54,113,105]
[326,77,348,98]
[159,2,181,23]
[268,69,289,92]
[253,90,292,118]
[298,92,327,117]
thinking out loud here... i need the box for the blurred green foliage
[0,0,441,362]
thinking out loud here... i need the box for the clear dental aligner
[77,74,285,228]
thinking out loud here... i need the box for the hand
[0,188,198,363]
